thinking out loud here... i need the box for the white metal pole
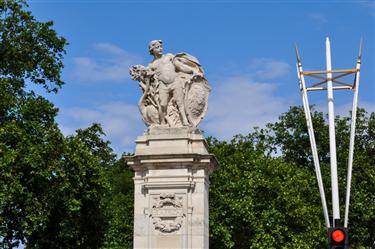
[296,48,330,227]
[344,40,362,227]
[326,37,340,225]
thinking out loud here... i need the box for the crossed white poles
[295,38,362,228]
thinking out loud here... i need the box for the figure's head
[149,40,163,56]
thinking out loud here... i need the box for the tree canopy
[1,1,116,248]
[208,106,375,248]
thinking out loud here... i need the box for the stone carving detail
[151,193,184,233]
[130,40,210,128]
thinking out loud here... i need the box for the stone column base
[126,128,218,249]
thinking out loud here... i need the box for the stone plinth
[127,128,218,249]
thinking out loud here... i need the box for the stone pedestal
[127,128,218,249]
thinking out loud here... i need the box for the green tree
[1,0,66,247]
[0,1,116,248]
[268,107,375,247]
[208,106,375,248]
[23,124,116,249]
[0,0,66,117]
[0,93,65,248]
[208,135,326,248]
[101,156,134,249]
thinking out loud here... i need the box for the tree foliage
[208,135,326,248]
[267,107,375,247]
[0,1,117,248]
[24,124,116,249]
[208,106,375,248]
[0,106,116,249]
[0,0,66,122]
[101,157,134,249]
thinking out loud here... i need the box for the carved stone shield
[184,77,211,127]
[151,193,184,233]
[173,53,211,128]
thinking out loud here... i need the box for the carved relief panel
[150,193,185,233]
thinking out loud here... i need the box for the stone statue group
[129,40,210,128]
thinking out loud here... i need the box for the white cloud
[58,101,144,153]
[73,43,142,82]
[249,58,291,80]
[200,58,294,140]
[201,76,292,140]
[95,42,128,56]
[308,13,328,25]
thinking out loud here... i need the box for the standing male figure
[147,40,196,126]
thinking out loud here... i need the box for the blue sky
[27,0,375,154]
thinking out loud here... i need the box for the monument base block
[127,128,218,249]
